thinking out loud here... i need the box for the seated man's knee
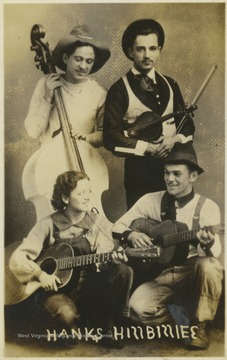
[129,283,172,325]
[195,257,224,280]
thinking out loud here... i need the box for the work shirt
[112,191,221,258]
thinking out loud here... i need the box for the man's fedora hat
[122,19,165,59]
[52,25,110,74]
[164,142,204,174]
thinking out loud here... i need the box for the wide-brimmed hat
[164,142,204,174]
[52,25,110,73]
[122,19,165,59]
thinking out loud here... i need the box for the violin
[115,65,217,154]
[126,105,197,142]
[22,24,109,219]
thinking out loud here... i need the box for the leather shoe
[188,321,210,350]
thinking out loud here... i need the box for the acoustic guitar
[130,219,216,265]
[5,242,160,305]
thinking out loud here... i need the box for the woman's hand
[111,246,128,264]
[70,128,87,140]
[38,272,62,292]
[44,73,62,104]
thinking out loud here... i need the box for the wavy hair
[51,170,89,211]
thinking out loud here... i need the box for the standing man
[103,19,195,209]
[112,142,223,350]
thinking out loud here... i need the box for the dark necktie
[133,73,156,92]
[139,75,156,92]
[164,194,176,221]
[162,190,195,221]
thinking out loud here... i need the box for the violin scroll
[30,24,53,75]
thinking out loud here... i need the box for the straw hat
[52,25,110,73]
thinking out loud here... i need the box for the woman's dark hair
[51,170,89,211]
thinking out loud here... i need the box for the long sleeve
[112,192,164,234]
[85,87,106,147]
[103,79,138,153]
[25,77,107,147]
[24,77,59,140]
[9,216,54,283]
[197,198,222,258]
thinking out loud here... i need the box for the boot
[188,321,211,350]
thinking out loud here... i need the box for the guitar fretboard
[57,251,113,270]
[163,229,198,247]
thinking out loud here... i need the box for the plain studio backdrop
[4,3,224,251]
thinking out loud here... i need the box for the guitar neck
[57,251,114,270]
[163,229,198,247]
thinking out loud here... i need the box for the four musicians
[7,18,223,351]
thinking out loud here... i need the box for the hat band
[77,34,94,41]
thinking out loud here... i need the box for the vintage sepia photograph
[3,1,225,358]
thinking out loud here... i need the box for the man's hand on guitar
[196,229,215,250]
[128,231,153,248]
[38,272,62,292]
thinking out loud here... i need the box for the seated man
[112,142,223,350]
[8,170,133,348]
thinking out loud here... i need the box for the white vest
[122,73,177,139]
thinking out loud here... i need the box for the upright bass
[22,24,109,220]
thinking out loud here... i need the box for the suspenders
[160,191,206,230]
[160,191,207,262]
[192,196,206,229]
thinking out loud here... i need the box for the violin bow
[177,64,217,133]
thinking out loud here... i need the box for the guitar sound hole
[40,257,57,275]
[154,235,164,246]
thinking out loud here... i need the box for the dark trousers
[77,263,133,330]
[124,155,166,209]
[33,263,133,332]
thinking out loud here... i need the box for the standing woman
[25,25,110,147]
[22,25,111,219]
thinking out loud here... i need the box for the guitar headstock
[30,24,54,75]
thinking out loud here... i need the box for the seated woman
[9,170,133,348]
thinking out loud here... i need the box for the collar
[131,66,156,84]
[175,189,195,209]
[51,210,97,231]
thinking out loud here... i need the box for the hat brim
[52,34,110,73]
[164,159,204,174]
[122,19,165,60]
